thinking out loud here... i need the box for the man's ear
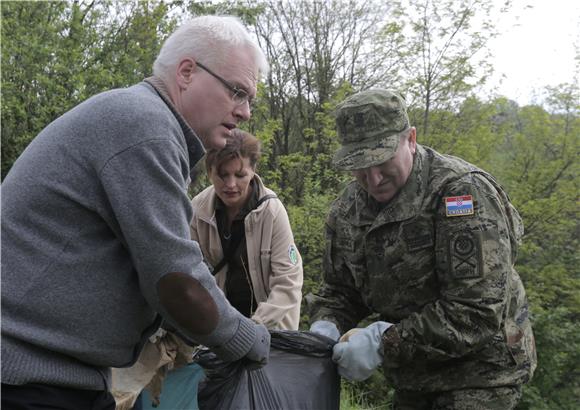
[176,58,196,89]
[408,127,417,154]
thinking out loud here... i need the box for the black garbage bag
[196,330,340,410]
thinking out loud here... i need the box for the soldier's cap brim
[333,132,403,171]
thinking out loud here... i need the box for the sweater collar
[143,76,206,172]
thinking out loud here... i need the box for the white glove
[332,321,392,381]
[309,320,340,341]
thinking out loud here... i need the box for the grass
[340,381,391,410]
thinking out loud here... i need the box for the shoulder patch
[448,229,483,279]
[445,195,474,217]
[288,244,299,265]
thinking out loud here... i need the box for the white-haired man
[1,15,270,409]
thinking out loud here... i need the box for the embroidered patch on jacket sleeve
[448,230,483,279]
[288,244,299,265]
[445,195,474,217]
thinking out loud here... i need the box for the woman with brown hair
[191,129,303,330]
[113,130,303,410]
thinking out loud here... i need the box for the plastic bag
[196,330,340,410]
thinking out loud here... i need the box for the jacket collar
[143,76,206,174]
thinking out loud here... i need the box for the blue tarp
[140,363,205,410]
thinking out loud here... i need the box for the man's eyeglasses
[196,62,253,107]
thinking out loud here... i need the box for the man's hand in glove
[309,320,341,341]
[244,323,271,368]
[332,321,392,381]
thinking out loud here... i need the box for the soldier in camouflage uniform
[307,89,536,409]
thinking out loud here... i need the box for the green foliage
[517,307,580,409]
[397,0,503,137]
[2,1,70,178]
[487,89,579,409]
[0,0,176,179]
[416,96,503,169]
[287,190,335,329]
[341,377,393,410]
[341,373,394,410]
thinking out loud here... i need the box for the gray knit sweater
[1,78,258,390]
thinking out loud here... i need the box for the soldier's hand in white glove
[332,321,392,381]
[309,320,341,341]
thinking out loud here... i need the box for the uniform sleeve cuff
[382,326,402,368]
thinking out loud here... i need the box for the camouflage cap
[333,89,410,170]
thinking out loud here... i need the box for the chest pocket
[402,219,434,252]
[400,219,436,285]
[334,233,368,292]
[366,219,437,318]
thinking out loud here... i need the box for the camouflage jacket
[308,145,536,391]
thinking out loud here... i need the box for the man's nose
[233,101,251,121]
[365,167,383,187]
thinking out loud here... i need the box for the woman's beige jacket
[190,175,303,330]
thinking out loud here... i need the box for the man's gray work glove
[244,322,271,367]
[332,321,392,381]
[309,320,340,341]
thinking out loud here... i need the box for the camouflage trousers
[393,386,522,410]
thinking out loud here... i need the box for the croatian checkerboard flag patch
[445,195,474,217]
